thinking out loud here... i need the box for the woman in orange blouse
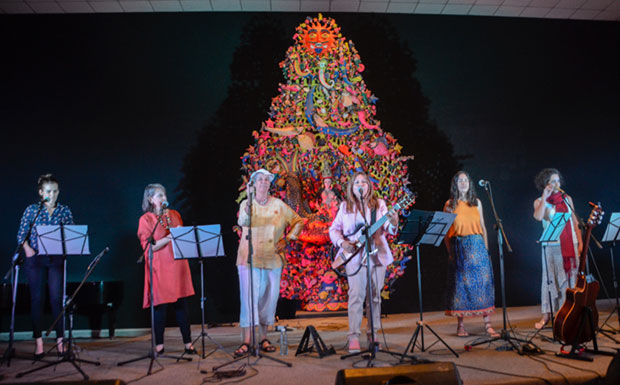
[444,171,498,337]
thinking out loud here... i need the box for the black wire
[455,363,554,385]
[526,355,570,385]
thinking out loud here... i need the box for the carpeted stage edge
[1,301,618,385]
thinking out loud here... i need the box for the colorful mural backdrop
[236,14,415,312]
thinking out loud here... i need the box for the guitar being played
[328,171,415,353]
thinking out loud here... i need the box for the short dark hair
[37,173,59,190]
[534,168,564,191]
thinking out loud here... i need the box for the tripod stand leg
[424,324,459,358]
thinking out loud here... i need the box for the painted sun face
[303,26,335,55]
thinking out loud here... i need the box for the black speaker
[335,362,462,385]
[604,349,620,385]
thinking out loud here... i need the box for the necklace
[255,196,269,205]
[157,211,172,230]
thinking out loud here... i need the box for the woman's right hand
[542,184,554,200]
[23,243,35,258]
[341,240,357,254]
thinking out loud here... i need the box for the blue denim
[23,254,64,339]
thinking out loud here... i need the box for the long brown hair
[447,171,478,211]
[344,171,379,213]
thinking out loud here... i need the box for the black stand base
[117,349,191,375]
[295,326,336,358]
[401,321,459,359]
[555,306,616,362]
[184,332,226,360]
[468,328,533,353]
[342,342,424,367]
[213,347,292,372]
[16,349,101,380]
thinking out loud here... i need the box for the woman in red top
[138,183,196,355]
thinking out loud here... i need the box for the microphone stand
[213,188,292,372]
[118,210,191,375]
[1,201,46,367]
[469,181,531,352]
[340,192,408,365]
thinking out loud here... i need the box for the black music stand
[16,247,109,380]
[599,213,620,334]
[398,209,459,359]
[170,224,228,361]
[36,224,90,351]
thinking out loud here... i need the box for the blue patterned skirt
[445,234,495,317]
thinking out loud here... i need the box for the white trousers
[346,262,386,338]
[541,244,577,314]
[238,265,282,328]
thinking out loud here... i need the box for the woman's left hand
[387,210,399,226]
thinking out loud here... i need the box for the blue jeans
[23,254,64,339]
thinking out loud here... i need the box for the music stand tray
[398,209,459,359]
[170,225,226,362]
[37,225,90,256]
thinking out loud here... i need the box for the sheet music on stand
[602,213,620,244]
[36,225,90,255]
[170,225,225,259]
[538,212,571,244]
[398,209,456,247]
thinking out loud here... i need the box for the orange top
[446,200,483,238]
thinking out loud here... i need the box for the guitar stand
[556,306,615,361]
[295,326,336,358]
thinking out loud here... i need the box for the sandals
[260,339,276,353]
[485,323,500,338]
[233,343,250,357]
[456,325,469,337]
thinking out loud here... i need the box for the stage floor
[1,301,619,385]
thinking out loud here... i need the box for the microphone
[555,187,566,195]
[358,188,364,200]
[478,179,489,187]
[161,201,169,209]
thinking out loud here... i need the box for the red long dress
[138,210,195,308]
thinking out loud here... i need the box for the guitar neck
[577,226,593,275]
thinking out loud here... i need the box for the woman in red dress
[138,183,197,355]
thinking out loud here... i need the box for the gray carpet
[1,301,618,384]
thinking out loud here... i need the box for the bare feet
[535,314,550,330]
[485,322,500,337]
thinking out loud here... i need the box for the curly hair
[534,168,564,192]
[447,171,478,212]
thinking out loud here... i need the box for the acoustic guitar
[553,202,604,344]
[331,192,416,270]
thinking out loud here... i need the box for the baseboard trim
[0,328,150,341]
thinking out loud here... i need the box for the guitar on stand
[554,202,614,360]
[331,193,416,272]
